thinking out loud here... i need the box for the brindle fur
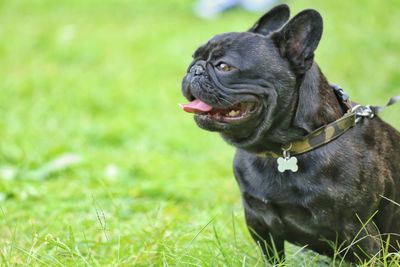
[181,4,400,263]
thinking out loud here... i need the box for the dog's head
[181,5,323,149]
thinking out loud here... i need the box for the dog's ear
[248,4,290,35]
[272,9,323,74]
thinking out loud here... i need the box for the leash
[371,95,400,114]
[257,86,400,173]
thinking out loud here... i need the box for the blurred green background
[0,0,399,266]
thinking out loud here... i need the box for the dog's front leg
[244,208,285,265]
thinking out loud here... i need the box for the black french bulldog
[180,4,400,264]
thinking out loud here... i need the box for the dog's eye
[216,62,235,72]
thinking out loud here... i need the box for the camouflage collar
[257,89,400,159]
[256,110,357,158]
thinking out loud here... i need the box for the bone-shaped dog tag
[277,156,298,173]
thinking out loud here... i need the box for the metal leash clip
[351,105,375,123]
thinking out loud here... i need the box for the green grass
[0,0,399,266]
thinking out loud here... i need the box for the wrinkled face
[181,32,296,143]
[180,5,323,147]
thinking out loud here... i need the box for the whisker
[219,96,235,106]
[219,91,236,103]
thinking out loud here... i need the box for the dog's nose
[191,64,205,76]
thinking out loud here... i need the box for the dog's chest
[242,188,332,237]
[235,156,340,237]
[242,182,328,234]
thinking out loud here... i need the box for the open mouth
[179,99,257,123]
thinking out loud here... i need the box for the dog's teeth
[228,110,240,117]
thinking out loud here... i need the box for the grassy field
[0,0,399,266]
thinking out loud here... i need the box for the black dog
[180,4,400,263]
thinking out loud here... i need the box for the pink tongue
[179,99,213,113]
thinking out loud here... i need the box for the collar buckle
[351,105,375,123]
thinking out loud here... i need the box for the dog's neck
[245,63,344,154]
[293,64,344,133]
